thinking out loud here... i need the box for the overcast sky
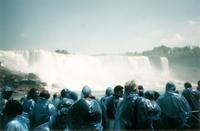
[0,0,200,54]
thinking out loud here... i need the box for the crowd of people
[0,80,200,131]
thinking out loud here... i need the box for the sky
[0,0,200,54]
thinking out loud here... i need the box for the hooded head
[69,91,78,102]
[105,87,113,97]
[166,82,176,93]
[81,85,92,98]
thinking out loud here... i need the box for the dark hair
[138,85,144,90]
[60,88,70,98]
[198,80,200,85]
[138,85,144,97]
[145,91,154,100]
[154,91,160,100]
[39,90,50,99]
[4,100,23,118]
[184,82,192,89]
[27,88,39,100]
[114,85,123,94]
[53,92,59,98]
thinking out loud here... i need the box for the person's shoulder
[173,93,187,102]
[100,96,106,101]
[6,118,21,128]
[26,98,36,104]
[105,95,114,101]
[156,94,165,102]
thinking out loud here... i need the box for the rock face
[0,66,46,98]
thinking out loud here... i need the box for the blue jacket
[157,92,191,129]
[5,112,30,131]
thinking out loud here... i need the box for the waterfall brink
[0,50,173,91]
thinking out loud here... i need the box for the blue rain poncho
[67,98,102,131]
[114,91,161,130]
[156,82,191,129]
[114,91,138,130]
[103,95,123,130]
[5,112,30,131]
[32,97,56,128]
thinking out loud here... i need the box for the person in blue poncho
[114,80,160,130]
[67,85,102,131]
[32,90,56,128]
[156,82,191,129]
[4,100,30,131]
[0,86,13,129]
[100,87,113,128]
[103,85,123,130]
[182,82,200,129]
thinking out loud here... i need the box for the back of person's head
[166,81,176,92]
[138,85,144,97]
[39,89,50,99]
[4,100,23,118]
[60,88,70,98]
[27,88,39,100]
[184,82,192,89]
[145,91,155,100]
[125,80,137,92]
[114,85,123,97]
[53,92,59,99]
[69,91,78,102]
[154,91,160,100]
[81,85,92,98]
[198,80,200,86]
[138,85,144,90]
[69,98,102,128]
[2,86,13,100]
[105,87,113,97]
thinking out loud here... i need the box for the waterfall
[0,50,172,91]
[160,57,169,71]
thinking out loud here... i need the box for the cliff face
[0,66,46,98]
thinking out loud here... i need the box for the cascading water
[0,50,173,91]
[160,57,171,79]
[160,57,169,72]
